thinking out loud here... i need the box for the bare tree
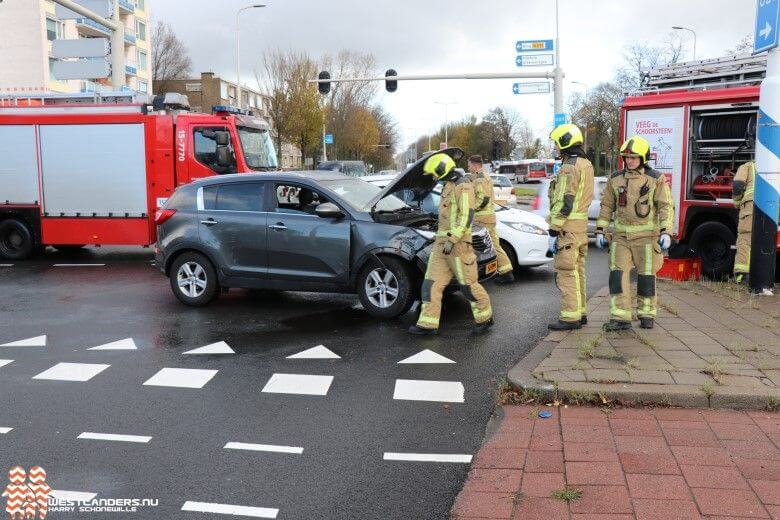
[725,34,753,55]
[151,21,192,93]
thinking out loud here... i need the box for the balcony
[118,0,135,14]
[75,17,111,37]
[124,29,136,45]
[125,61,137,76]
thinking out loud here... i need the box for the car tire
[688,221,735,279]
[357,256,416,319]
[169,252,220,306]
[0,218,36,260]
[500,239,519,273]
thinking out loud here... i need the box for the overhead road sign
[512,82,551,95]
[52,38,109,59]
[754,0,780,53]
[324,134,334,145]
[55,0,113,19]
[516,54,554,67]
[516,40,554,52]
[53,59,110,80]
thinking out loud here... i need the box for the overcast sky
[153,0,755,152]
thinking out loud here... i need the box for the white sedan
[364,174,552,270]
[490,174,517,205]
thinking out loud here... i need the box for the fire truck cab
[0,91,277,260]
[621,54,779,277]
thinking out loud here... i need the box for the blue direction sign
[516,54,555,67]
[754,0,780,53]
[513,82,551,95]
[554,113,568,127]
[324,133,334,144]
[516,39,554,52]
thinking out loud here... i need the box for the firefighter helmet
[620,136,651,164]
[423,153,456,179]
[550,123,584,150]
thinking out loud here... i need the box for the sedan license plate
[486,261,498,275]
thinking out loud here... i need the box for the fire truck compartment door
[0,125,39,204]
[39,124,148,217]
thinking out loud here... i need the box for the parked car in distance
[531,176,608,236]
[365,174,551,271]
[490,174,517,205]
[316,160,369,177]
[155,149,497,318]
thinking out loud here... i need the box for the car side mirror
[215,131,230,146]
[315,202,343,219]
[216,146,231,167]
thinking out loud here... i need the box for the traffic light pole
[310,70,560,85]
[553,0,563,116]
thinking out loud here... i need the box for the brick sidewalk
[451,405,780,519]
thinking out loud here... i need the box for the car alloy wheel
[176,261,208,298]
[364,267,400,309]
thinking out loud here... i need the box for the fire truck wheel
[689,221,735,279]
[0,219,36,260]
[170,252,219,306]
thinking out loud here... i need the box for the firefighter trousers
[485,223,513,275]
[608,235,663,321]
[417,241,493,330]
[554,231,588,323]
[734,202,753,275]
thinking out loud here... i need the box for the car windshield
[492,176,512,187]
[237,127,278,170]
[530,162,545,170]
[319,178,409,212]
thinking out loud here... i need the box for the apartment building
[0,0,152,94]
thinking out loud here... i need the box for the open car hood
[367,147,464,212]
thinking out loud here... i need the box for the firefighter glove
[547,235,558,255]
[442,240,455,255]
[658,233,672,251]
[596,233,608,250]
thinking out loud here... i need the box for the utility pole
[236,4,265,109]
[553,0,563,117]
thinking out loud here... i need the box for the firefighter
[595,136,674,331]
[409,153,494,335]
[547,123,595,330]
[732,160,755,283]
[467,154,515,283]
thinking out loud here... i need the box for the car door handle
[200,219,218,226]
[269,223,287,231]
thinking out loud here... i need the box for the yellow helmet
[423,153,456,179]
[620,136,651,164]
[550,123,583,150]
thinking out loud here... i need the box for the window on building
[220,82,229,100]
[48,58,57,80]
[46,18,64,41]
[137,50,147,70]
[138,81,148,93]
[136,21,146,41]
[136,0,145,10]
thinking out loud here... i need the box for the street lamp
[236,4,266,109]
[434,101,457,147]
[672,26,697,61]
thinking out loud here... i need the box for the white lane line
[0,335,46,347]
[398,349,455,364]
[286,345,340,359]
[261,373,333,396]
[0,427,13,434]
[50,490,97,503]
[183,341,235,355]
[393,379,465,403]
[383,452,472,463]
[0,359,13,368]
[88,338,137,350]
[0,264,13,267]
[33,362,110,382]
[52,263,106,267]
[77,432,151,443]
[181,501,278,518]
[142,367,218,389]
[224,442,303,454]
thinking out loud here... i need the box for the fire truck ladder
[0,91,190,115]
[632,53,767,94]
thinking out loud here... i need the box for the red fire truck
[621,53,779,277]
[0,91,277,260]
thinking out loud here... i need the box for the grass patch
[766,397,780,413]
[497,379,543,405]
[513,187,537,197]
[702,362,724,383]
[577,332,604,360]
[565,391,598,406]
[700,382,715,397]
[552,487,582,502]
[633,331,656,349]
[626,357,640,370]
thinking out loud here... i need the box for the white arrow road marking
[88,338,137,350]
[224,442,303,454]
[33,362,110,382]
[286,345,340,359]
[0,264,13,267]
[393,379,465,403]
[0,427,12,434]
[398,349,455,364]
[77,432,152,443]
[261,373,333,396]
[142,368,218,389]
[383,452,472,463]
[181,501,278,518]
[0,360,13,368]
[183,341,235,355]
[760,21,773,39]
[1,335,46,347]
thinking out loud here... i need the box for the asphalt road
[0,246,608,519]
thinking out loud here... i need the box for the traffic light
[317,71,331,95]
[385,69,398,92]
[491,140,503,160]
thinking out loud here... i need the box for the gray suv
[155,148,498,318]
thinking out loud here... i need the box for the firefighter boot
[603,320,632,332]
[640,317,654,329]
[548,320,582,331]
[494,271,515,284]
[580,315,588,325]
[472,318,495,334]
[408,325,438,336]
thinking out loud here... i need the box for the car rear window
[202,183,264,212]
[164,188,196,210]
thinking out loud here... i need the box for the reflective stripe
[454,258,465,284]
[450,191,471,239]
[560,309,581,319]
[609,297,632,319]
[644,244,652,275]
[609,241,617,269]
[476,209,493,216]
[550,172,568,216]
[568,212,588,220]
[745,162,755,198]
[473,306,492,320]
[596,218,610,229]
[615,221,656,233]
[417,314,439,327]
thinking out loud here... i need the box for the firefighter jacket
[597,166,674,240]
[436,172,475,245]
[470,169,496,225]
[732,161,755,209]
[548,155,595,234]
